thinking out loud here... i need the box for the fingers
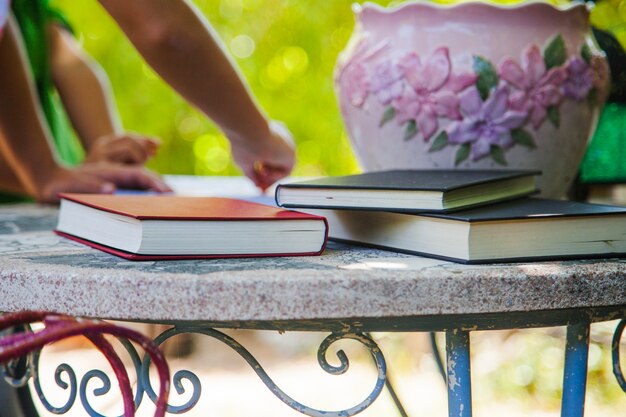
[64,177,116,196]
[107,140,147,164]
[81,164,172,193]
[244,159,293,192]
[108,135,159,164]
[250,162,291,192]
[121,134,160,161]
[35,163,171,204]
[38,173,115,204]
[87,134,162,165]
[136,135,160,157]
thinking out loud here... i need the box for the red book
[55,194,328,261]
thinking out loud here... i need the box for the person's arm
[48,24,120,145]
[47,24,159,165]
[0,17,170,203]
[97,0,295,189]
[0,17,66,199]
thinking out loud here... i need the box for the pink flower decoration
[563,56,594,101]
[338,38,390,108]
[343,62,370,107]
[447,85,528,161]
[393,48,476,141]
[369,60,405,105]
[499,45,567,129]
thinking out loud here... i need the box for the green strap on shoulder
[11,0,84,167]
[46,6,74,35]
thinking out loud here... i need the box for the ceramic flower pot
[335,1,610,197]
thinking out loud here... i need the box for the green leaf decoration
[379,107,396,127]
[544,35,567,70]
[547,105,560,128]
[473,55,499,101]
[455,144,471,166]
[511,129,537,149]
[404,120,418,141]
[490,146,508,166]
[581,44,592,64]
[429,131,449,153]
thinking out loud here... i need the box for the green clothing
[11,0,84,167]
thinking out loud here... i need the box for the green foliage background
[50,0,623,180]
[51,0,390,178]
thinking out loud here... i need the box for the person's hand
[35,163,172,204]
[84,133,160,165]
[230,121,295,192]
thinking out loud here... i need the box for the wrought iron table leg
[561,323,590,417]
[446,330,472,417]
[613,319,626,392]
[430,332,447,384]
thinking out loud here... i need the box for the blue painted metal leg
[612,320,626,392]
[561,323,590,417]
[446,330,472,417]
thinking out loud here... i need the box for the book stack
[275,170,626,264]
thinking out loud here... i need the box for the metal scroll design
[1,354,32,388]
[612,319,626,392]
[140,326,388,416]
[18,326,387,416]
[1,326,33,388]
[29,337,144,416]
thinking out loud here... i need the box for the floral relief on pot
[335,1,610,197]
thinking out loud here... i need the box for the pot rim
[354,1,590,15]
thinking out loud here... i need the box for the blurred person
[96,0,295,190]
[1,0,295,203]
[0,15,171,203]
[12,0,162,169]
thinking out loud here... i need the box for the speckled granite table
[0,177,625,417]
[0,201,624,330]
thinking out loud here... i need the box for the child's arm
[47,24,159,165]
[98,0,295,189]
[0,18,59,198]
[0,17,170,202]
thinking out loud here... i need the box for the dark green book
[276,170,539,212]
[305,198,626,264]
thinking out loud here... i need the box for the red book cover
[58,194,325,221]
[56,194,329,261]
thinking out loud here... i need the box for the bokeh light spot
[230,35,256,59]
[282,46,309,74]
[178,116,202,141]
[193,133,231,174]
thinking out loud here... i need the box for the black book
[305,198,626,264]
[276,170,539,212]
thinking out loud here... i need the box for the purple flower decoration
[369,60,405,105]
[499,45,567,129]
[563,56,594,101]
[393,47,476,141]
[447,85,528,161]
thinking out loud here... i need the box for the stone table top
[0,177,625,331]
